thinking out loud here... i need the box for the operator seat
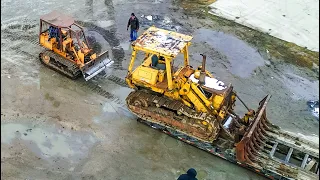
[151,55,166,70]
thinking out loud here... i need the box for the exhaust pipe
[199,54,206,85]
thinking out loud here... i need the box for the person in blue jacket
[177,168,198,180]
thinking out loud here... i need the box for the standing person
[127,13,139,42]
[177,168,198,180]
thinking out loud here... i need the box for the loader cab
[126,26,193,93]
[39,10,93,64]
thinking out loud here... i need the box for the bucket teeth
[236,95,271,164]
[252,136,264,150]
[257,128,267,140]
[258,122,268,135]
[249,141,259,156]
[247,146,257,162]
[253,131,265,145]
[261,118,270,131]
[245,150,254,164]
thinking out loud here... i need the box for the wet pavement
[1,123,97,167]
[193,28,265,78]
[1,0,319,179]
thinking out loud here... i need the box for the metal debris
[307,100,319,119]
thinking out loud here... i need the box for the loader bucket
[81,50,114,81]
[236,95,272,164]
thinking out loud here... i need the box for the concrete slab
[209,0,319,52]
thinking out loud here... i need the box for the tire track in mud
[3,33,41,64]
[1,25,40,79]
[2,21,40,56]
[105,75,128,88]
[77,80,125,106]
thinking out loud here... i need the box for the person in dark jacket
[177,168,198,180]
[127,13,139,42]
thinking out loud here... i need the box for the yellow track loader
[125,26,319,180]
[38,11,113,81]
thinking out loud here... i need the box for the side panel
[182,82,212,113]
[40,33,52,50]
[132,66,159,85]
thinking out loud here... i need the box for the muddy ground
[1,0,319,179]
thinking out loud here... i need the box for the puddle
[197,169,208,179]
[193,28,265,78]
[110,86,133,101]
[162,136,179,149]
[1,123,97,164]
[93,100,136,124]
[102,101,118,113]
[119,41,131,51]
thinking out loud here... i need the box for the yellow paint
[183,45,189,66]
[202,121,208,126]
[179,83,191,95]
[181,98,192,108]
[77,50,84,64]
[125,78,136,89]
[164,90,180,100]
[206,70,214,78]
[40,33,53,50]
[186,90,208,112]
[132,66,159,85]
[212,95,224,110]
[165,58,173,90]
[158,70,165,82]
[173,67,184,77]
[218,108,226,119]
[190,83,211,106]
[71,47,80,64]
[128,49,137,73]
[90,53,96,60]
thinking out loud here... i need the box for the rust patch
[276,164,298,178]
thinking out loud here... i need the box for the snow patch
[209,0,319,51]
[189,74,227,91]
